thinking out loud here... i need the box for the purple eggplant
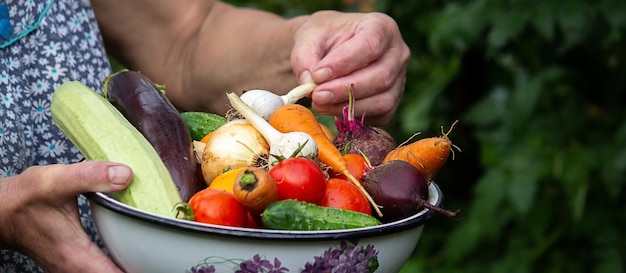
[103,70,203,201]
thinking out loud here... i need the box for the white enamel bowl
[86,183,443,273]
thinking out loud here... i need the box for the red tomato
[334,153,369,182]
[319,177,372,215]
[247,212,261,229]
[268,157,326,204]
[188,188,248,227]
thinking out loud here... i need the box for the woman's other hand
[0,161,132,273]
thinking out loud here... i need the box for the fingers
[311,76,405,126]
[312,39,408,101]
[311,15,395,83]
[22,161,132,200]
[291,11,410,126]
[310,43,408,125]
[292,12,383,81]
[0,162,130,272]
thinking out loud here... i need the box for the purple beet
[333,86,396,166]
[363,160,459,223]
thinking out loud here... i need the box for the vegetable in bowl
[86,182,443,273]
[51,72,460,272]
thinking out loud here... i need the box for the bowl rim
[85,183,443,241]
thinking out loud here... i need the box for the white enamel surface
[90,183,441,273]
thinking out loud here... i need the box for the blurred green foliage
[224,0,626,272]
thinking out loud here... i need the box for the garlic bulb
[240,89,284,120]
[267,131,318,164]
[239,83,317,120]
[201,119,269,184]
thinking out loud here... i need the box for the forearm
[179,4,308,113]
[92,0,306,114]
[0,178,9,250]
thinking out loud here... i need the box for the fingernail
[312,90,335,104]
[312,67,333,83]
[108,165,132,186]
[299,70,313,84]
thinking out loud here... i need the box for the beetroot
[363,160,460,223]
[333,85,396,166]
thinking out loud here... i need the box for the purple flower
[235,254,290,273]
[188,265,216,273]
[188,240,377,273]
[300,241,379,273]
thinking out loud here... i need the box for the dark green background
[187,0,626,272]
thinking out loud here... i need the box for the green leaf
[428,2,486,55]
[509,67,564,129]
[469,167,509,225]
[599,120,626,200]
[464,86,509,127]
[444,167,509,262]
[571,181,588,222]
[507,169,538,214]
[560,145,596,221]
[555,1,592,50]
[502,141,542,214]
[530,2,556,41]
[487,7,528,49]
[398,56,460,134]
[598,0,626,29]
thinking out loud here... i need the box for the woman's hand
[94,1,409,125]
[291,11,410,126]
[0,161,132,273]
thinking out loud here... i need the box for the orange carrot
[232,167,278,214]
[268,104,383,217]
[383,120,460,184]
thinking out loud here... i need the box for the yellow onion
[192,140,206,163]
[201,119,269,185]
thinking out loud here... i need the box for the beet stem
[417,198,462,220]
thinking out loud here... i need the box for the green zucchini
[261,200,381,230]
[51,81,183,218]
[180,111,227,140]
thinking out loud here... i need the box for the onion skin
[201,120,269,184]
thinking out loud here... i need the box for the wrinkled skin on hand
[292,10,410,126]
[94,2,409,127]
[0,161,132,273]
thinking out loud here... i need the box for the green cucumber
[51,81,183,218]
[261,200,381,230]
[180,111,227,140]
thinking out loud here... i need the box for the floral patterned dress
[0,0,112,271]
